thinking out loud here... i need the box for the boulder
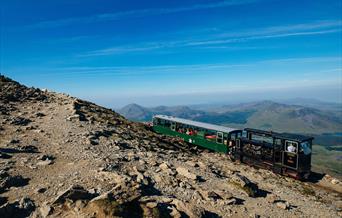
[172,199,206,218]
[0,197,35,218]
[52,185,95,205]
[200,190,222,201]
[0,174,29,193]
[230,173,259,197]
[176,167,198,180]
[39,203,53,217]
[19,197,35,211]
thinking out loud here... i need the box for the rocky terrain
[0,75,341,218]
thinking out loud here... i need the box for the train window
[251,134,273,144]
[300,141,312,155]
[164,120,171,127]
[230,133,236,140]
[242,131,247,138]
[237,132,242,138]
[159,119,165,126]
[285,141,297,153]
[274,139,282,146]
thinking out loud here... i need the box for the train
[152,114,313,180]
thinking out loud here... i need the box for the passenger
[287,144,296,153]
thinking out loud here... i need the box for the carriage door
[283,140,298,169]
[274,138,283,164]
[171,122,176,131]
[216,132,223,144]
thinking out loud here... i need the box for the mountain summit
[0,75,341,217]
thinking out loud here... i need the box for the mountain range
[118,100,342,135]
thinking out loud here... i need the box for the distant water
[322,132,342,136]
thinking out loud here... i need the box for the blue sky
[1,0,341,107]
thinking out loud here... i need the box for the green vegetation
[300,185,316,197]
[312,144,342,178]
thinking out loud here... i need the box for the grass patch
[300,185,316,196]
[312,144,342,178]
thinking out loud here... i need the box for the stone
[146,202,158,208]
[153,174,163,183]
[226,198,237,205]
[176,167,198,180]
[172,199,206,218]
[66,114,80,121]
[169,206,182,218]
[231,173,251,187]
[19,197,35,211]
[40,204,53,217]
[0,197,35,218]
[230,173,259,197]
[52,185,94,205]
[37,160,53,166]
[331,179,339,185]
[0,175,29,192]
[159,162,170,171]
[276,201,289,210]
[200,190,222,201]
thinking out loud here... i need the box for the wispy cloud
[26,0,260,29]
[216,20,342,38]
[19,56,341,78]
[81,20,342,56]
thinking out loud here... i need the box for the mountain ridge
[118,101,342,134]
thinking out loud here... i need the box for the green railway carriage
[152,115,313,180]
[152,115,242,153]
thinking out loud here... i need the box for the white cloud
[26,0,261,29]
[81,20,342,56]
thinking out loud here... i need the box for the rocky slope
[0,75,341,218]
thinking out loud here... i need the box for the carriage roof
[244,128,314,142]
[153,115,238,133]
